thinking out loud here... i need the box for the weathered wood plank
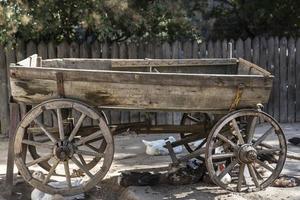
[16,39,26,62]
[252,37,260,64]
[222,39,228,58]
[296,38,300,121]
[236,38,244,58]
[266,37,275,116]
[273,37,280,121]
[214,40,221,58]
[57,41,69,58]
[183,41,192,59]
[26,40,37,57]
[80,42,90,58]
[10,66,273,112]
[287,38,296,122]
[259,37,267,69]
[199,41,206,58]
[279,37,288,122]
[244,38,252,61]
[192,41,199,58]
[91,40,101,58]
[47,42,56,59]
[101,42,109,58]
[119,42,130,124]
[110,42,120,124]
[0,46,9,135]
[208,40,214,58]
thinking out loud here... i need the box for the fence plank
[109,42,120,124]
[214,40,221,58]
[16,39,26,61]
[260,37,267,69]
[183,41,192,59]
[236,38,244,58]
[287,38,296,122]
[296,38,300,121]
[26,41,37,57]
[207,40,214,58]
[199,41,206,58]
[0,46,9,135]
[192,41,199,58]
[266,37,275,116]
[101,42,109,58]
[47,41,56,58]
[119,42,130,124]
[70,42,80,58]
[252,37,260,64]
[244,38,252,61]
[221,39,228,58]
[273,37,280,121]
[279,37,288,122]
[57,41,69,58]
[91,40,101,58]
[80,42,90,58]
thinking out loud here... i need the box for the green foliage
[209,0,300,39]
[0,0,201,46]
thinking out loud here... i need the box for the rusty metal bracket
[229,83,245,111]
[56,72,65,98]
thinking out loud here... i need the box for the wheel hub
[238,144,257,164]
[54,140,74,161]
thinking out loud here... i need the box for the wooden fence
[0,36,300,135]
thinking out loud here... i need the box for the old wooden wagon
[8,55,286,195]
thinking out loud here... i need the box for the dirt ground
[0,123,300,200]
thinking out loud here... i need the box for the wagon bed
[10,56,273,112]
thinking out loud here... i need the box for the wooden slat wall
[1,37,300,134]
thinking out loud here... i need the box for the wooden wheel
[14,99,114,195]
[205,109,286,192]
[180,113,211,153]
[27,110,109,173]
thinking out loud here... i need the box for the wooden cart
[8,55,287,195]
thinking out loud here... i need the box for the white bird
[31,171,85,200]
[142,136,182,156]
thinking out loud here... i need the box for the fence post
[0,46,9,135]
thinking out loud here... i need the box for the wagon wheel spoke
[247,164,260,188]
[26,154,53,167]
[75,149,104,157]
[230,119,244,144]
[22,139,53,149]
[86,143,99,152]
[211,152,235,160]
[78,154,87,166]
[217,134,238,149]
[68,113,86,141]
[56,108,65,140]
[75,130,102,146]
[71,156,93,178]
[247,116,258,144]
[34,119,57,143]
[253,127,273,147]
[257,148,281,155]
[217,160,238,180]
[43,159,60,184]
[64,161,72,189]
[255,159,275,172]
[237,163,245,192]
